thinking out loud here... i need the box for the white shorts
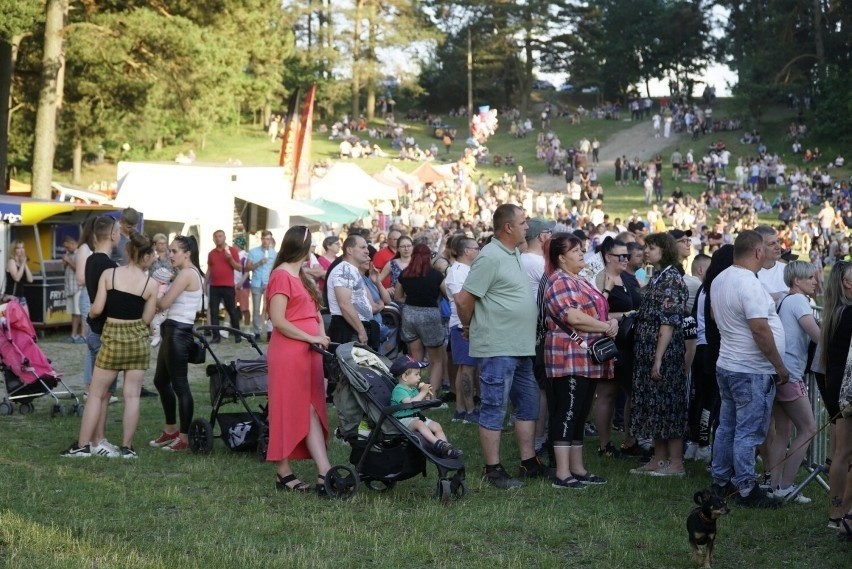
[67,290,81,316]
[398,416,432,429]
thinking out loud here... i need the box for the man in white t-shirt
[327,235,375,347]
[755,225,787,299]
[445,236,480,423]
[520,218,554,302]
[710,230,788,508]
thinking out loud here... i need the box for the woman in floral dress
[630,233,689,477]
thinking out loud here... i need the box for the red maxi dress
[265,270,328,461]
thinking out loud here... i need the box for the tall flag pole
[278,88,301,185]
[291,83,316,200]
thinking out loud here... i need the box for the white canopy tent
[310,162,398,212]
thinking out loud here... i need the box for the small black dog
[687,489,730,568]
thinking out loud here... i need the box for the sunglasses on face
[608,253,629,261]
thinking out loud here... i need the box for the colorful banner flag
[292,84,316,200]
[278,88,301,180]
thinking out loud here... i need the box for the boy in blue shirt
[390,356,462,459]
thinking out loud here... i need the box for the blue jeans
[711,367,776,491]
[86,329,118,393]
[478,356,539,431]
[251,285,267,336]
[79,291,92,387]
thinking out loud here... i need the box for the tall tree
[31,0,66,199]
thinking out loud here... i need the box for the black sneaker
[618,441,646,458]
[518,458,551,479]
[61,442,91,458]
[711,481,737,500]
[597,442,620,458]
[483,464,523,490]
[140,387,158,398]
[120,446,139,459]
[583,422,599,438]
[735,485,781,509]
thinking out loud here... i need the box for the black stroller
[317,341,466,501]
[190,326,359,499]
[187,326,270,460]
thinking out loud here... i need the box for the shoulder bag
[547,306,617,364]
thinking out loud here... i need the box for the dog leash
[722,407,844,501]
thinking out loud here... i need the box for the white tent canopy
[112,162,322,256]
[310,163,398,210]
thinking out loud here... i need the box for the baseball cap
[525,218,556,241]
[668,229,693,240]
[390,355,430,377]
[572,229,589,241]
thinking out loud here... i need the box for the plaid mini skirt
[96,320,151,371]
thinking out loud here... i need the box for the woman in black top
[5,240,33,314]
[65,231,158,459]
[395,243,448,395]
[819,262,852,535]
[595,238,641,457]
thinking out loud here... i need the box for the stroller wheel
[324,465,359,499]
[451,480,465,499]
[365,480,396,493]
[0,401,13,415]
[74,404,85,417]
[19,402,34,415]
[51,404,61,418]
[188,418,214,454]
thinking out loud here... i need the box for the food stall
[0,196,120,329]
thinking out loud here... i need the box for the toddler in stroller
[390,356,462,460]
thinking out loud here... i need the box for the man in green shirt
[456,204,544,490]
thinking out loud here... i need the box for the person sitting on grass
[390,355,462,459]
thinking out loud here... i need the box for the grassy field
[0,336,849,568]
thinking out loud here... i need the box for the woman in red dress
[266,226,331,492]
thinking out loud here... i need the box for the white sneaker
[684,441,698,460]
[109,396,119,405]
[774,485,812,504]
[694,445,712,462]
[91,439,120,458]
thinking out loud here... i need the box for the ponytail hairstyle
[274,225,323,309]
[126,231,154,266]
[596,236,626,256]
[174,235,201,271]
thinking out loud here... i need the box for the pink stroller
[0,299,80,417]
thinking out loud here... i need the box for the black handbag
[547,307,618,364]
[188,337,206,365]
[616,312,636,347]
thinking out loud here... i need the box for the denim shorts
[478,356,539,431]
[449,326,477,366]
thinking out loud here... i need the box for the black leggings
[688,344,720,446]
[548,375,596,443]
[154,320,195,433]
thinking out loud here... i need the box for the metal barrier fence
[795,305,830,495]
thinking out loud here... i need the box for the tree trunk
[31,0,66,200]
[154,136,163,151]
[350,0,362,119]
[71,137,82,185]
[365,0,376,121]
[812,0,824,68]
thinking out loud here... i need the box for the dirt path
[528,119,688,193]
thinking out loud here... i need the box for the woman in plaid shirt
[543,233,618,489]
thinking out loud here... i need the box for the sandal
[316,474,329,498]
[840,514,852,541]
[275,473,311,493]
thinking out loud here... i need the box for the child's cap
[390,355,429,377]
[151,267,173,284]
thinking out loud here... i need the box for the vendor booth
[0,196,120,328]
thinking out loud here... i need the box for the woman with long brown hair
[265,226,332,493]
[395,243,448,395]
[629,233,689,477]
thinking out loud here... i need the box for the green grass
[0,337,848,567]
